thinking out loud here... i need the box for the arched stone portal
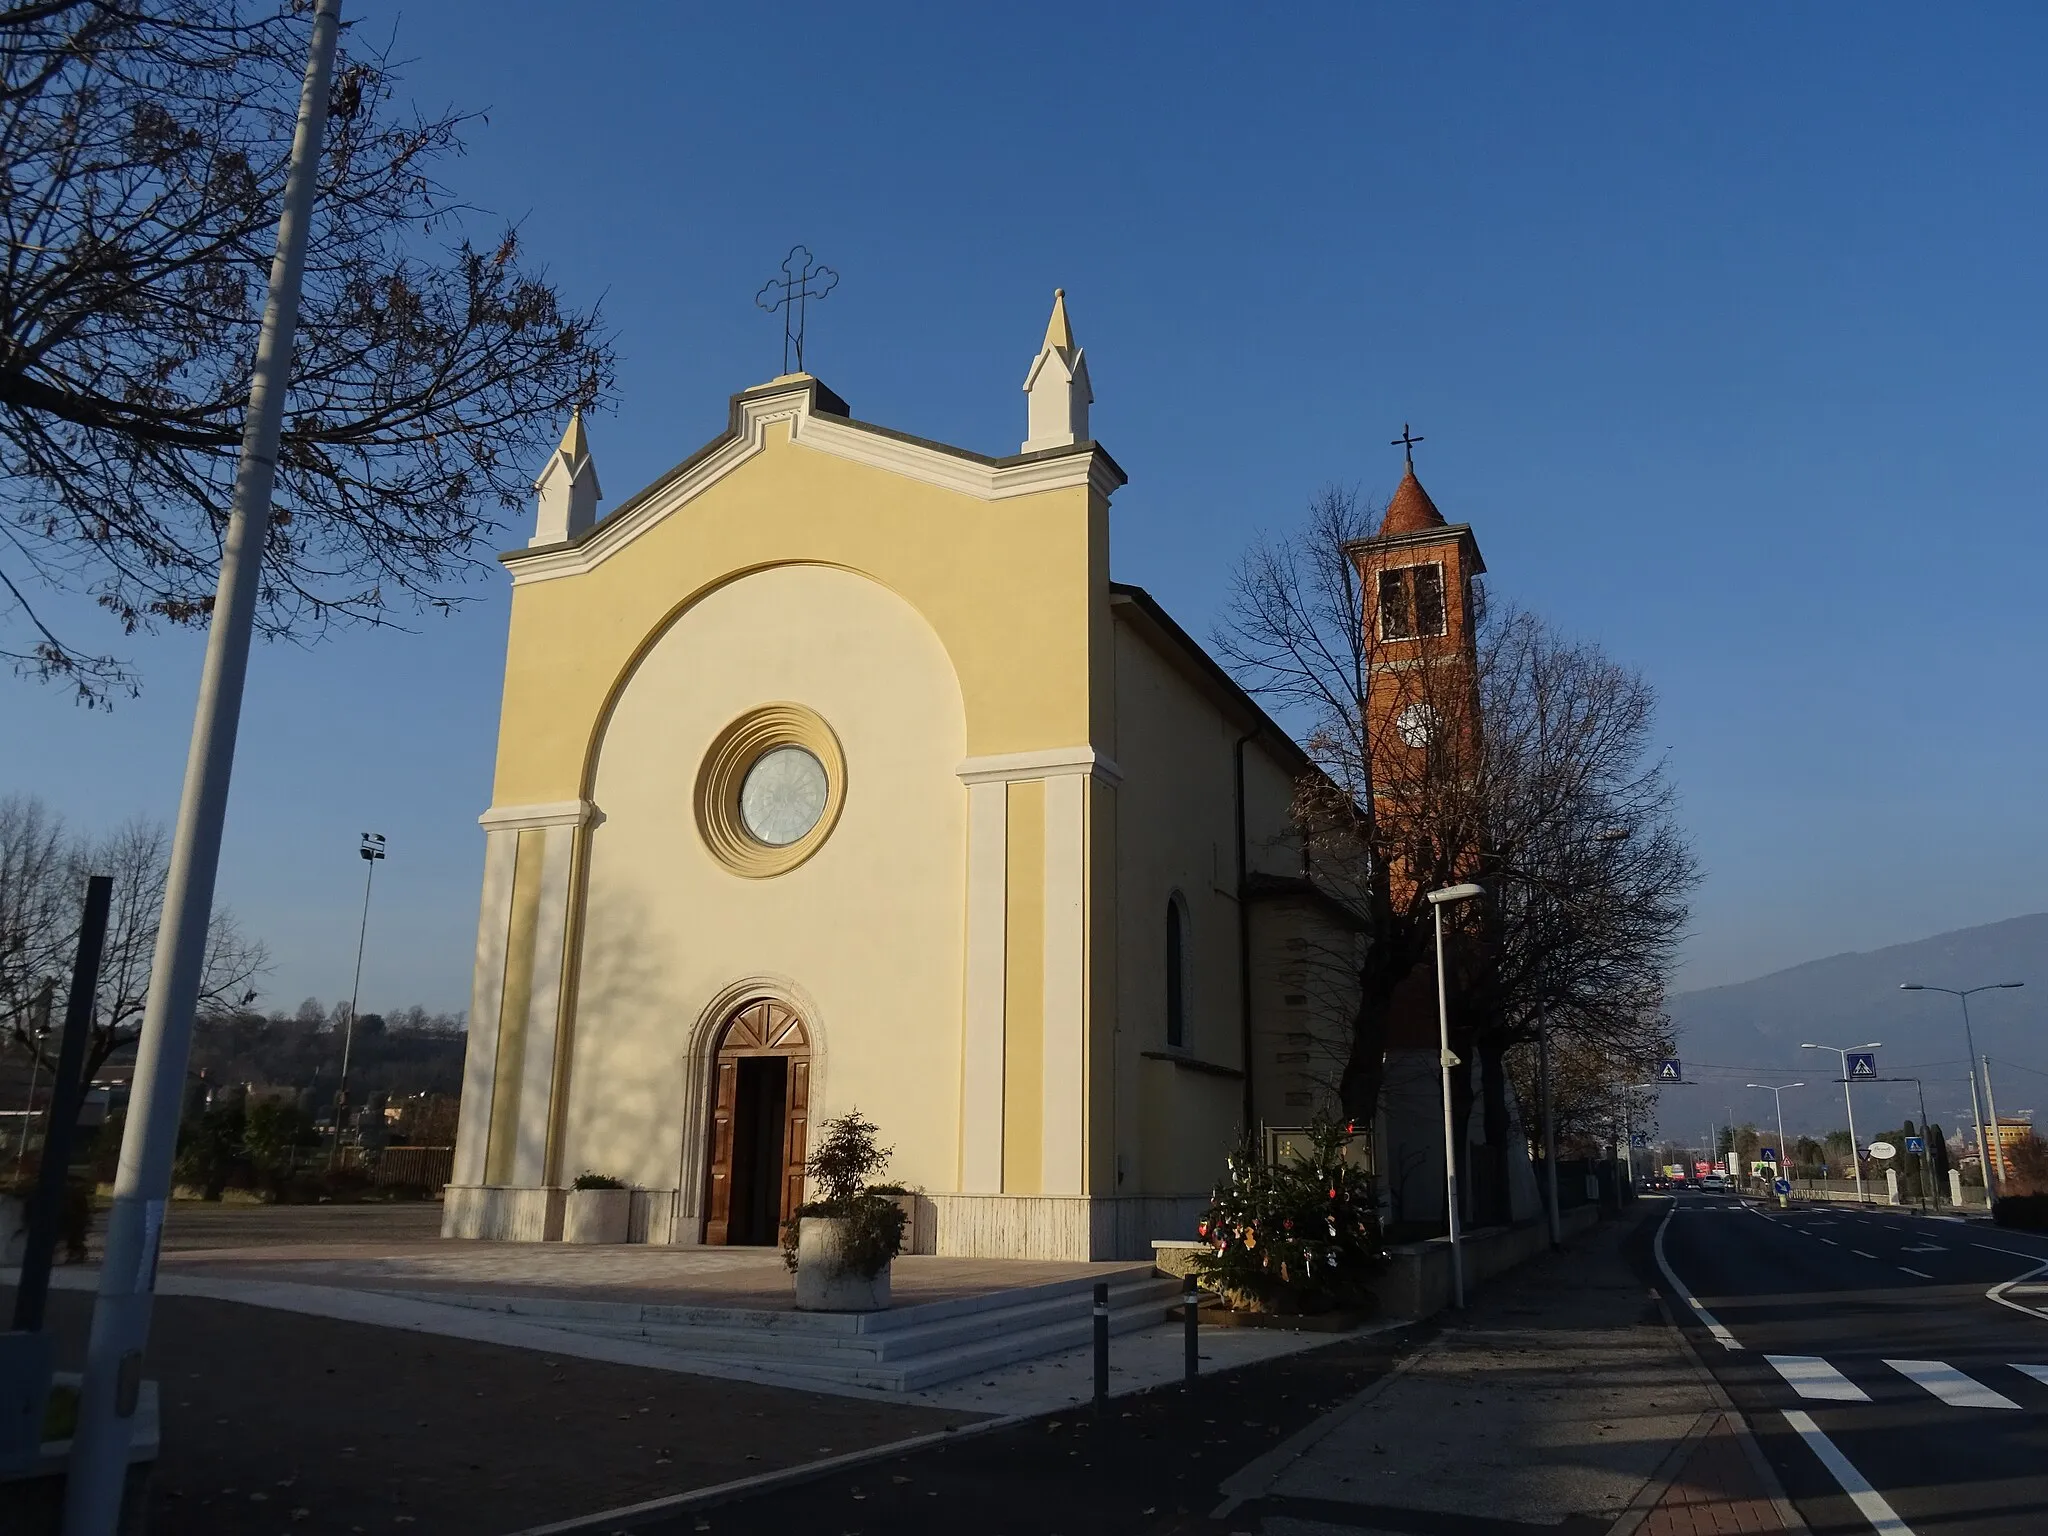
[703,1000,810,1245]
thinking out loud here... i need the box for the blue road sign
[1905,1135,1926,1155]
[1656,1058,1683,1083]
[1629,1134,1649,1147]
[1846,1051,1878,1080]
[1774,1178,1792,1196]
[1760,1147,1778,1162]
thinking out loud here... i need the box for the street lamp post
[1428,881,1486,1309]
[1801,1041,1879,1204]
[332,832,386,1166]
[1746,1082,1802,1200]
[1900,983,2021,1202]
[65,4,345,1524]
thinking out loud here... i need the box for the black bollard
[1092,1281,1109,1413]
[1183,1271,1200,1383]
[12,875,113,1334]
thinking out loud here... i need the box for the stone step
[393,1269,1190,1390]
[515,1275,1182,1366]
[622,1290,1185,1391]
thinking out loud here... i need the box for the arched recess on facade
[574,560,966,803]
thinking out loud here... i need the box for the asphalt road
[1653,1190,2048,1535]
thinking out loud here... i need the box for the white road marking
[2011,1365,2048,1388]
[1901,1244,1945,1253]
[1654,1204,1741,1350]
[1897,1267,1933,1279]
[1783,1410,1916,1535]
[1766,1355,1870,1402]
[1820,1238,1839,1246]
[1853,1249,1878,1259]
[1884,1359,2021,1410]
[1979,1247,2048,1323]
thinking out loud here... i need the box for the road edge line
[1979,1246,2048,1324]
[1653,1202,1742,1350]
[1781,1408,1916,1536]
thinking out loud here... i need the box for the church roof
[1379,466,1445,537]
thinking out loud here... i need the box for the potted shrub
[563,1173,631,1244]
[1193,1115,1383,1321]
[783,1110,906,1311]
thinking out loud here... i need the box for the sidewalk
[1217,1205,1801,1534]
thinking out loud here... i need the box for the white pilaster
[452,828,519,1187]
[1040,772,1088,1194]
[960,781,1009,1192]
[510,821,579,1187]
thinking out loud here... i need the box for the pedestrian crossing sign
[1656,1058,1682,1083]
[1906,1135,1926,1154]
[1846,1051,1878,1080]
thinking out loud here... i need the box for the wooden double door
[703,1000,810,1246]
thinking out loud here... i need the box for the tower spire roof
[1042,288,1075,351]
[1379,465,1445,537]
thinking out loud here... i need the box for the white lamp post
[1428,881,1485,1308]
[1747,1082,1802,1199]
[1801,1042,1879,1204]
[1900,982,2021,1201]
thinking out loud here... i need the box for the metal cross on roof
[1391,423,1425,466]
[756,244,839,375]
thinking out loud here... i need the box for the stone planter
[793,1215,891,1311]
[562,1186,631,1244]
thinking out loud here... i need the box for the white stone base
[442,1185,566,1241]
[926,1194,1205,1260]
[441,1185,1204,1260]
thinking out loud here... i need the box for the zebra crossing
[1766,1353,2048,1410]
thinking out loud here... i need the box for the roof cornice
[504,375,1127,586]
[1341,521,1487,575]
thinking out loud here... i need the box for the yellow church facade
[445,297,1353,1260]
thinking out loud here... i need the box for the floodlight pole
[332,832,385,1167]
[64,5,343,1528]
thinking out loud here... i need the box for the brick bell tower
[1344,447,1487,907]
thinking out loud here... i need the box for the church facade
[444,296,1357,1260]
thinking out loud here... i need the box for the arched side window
[1166,892,1191,1050]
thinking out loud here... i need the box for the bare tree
[1216,484,1696,1217]
[0,796,267,1077]
[0,1,614,702]
[0,791,70,1040]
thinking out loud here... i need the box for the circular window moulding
[695,704,846,877]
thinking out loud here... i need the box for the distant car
[1699,1174,1728,1192]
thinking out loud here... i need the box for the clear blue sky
[5,3,2045,1018]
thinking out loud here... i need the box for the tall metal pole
[1434,901,1463,1308]
[1900,984,2021,1203]
[1982,1055,2006,1195]
[1538,1006,1560,1246]
[1960,995,1995,1199]
[65,5,343,1526]
[332,834,383,1166]
[1838,1054,1865,1205]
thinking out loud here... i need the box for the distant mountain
[1666,914,2047,1144]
